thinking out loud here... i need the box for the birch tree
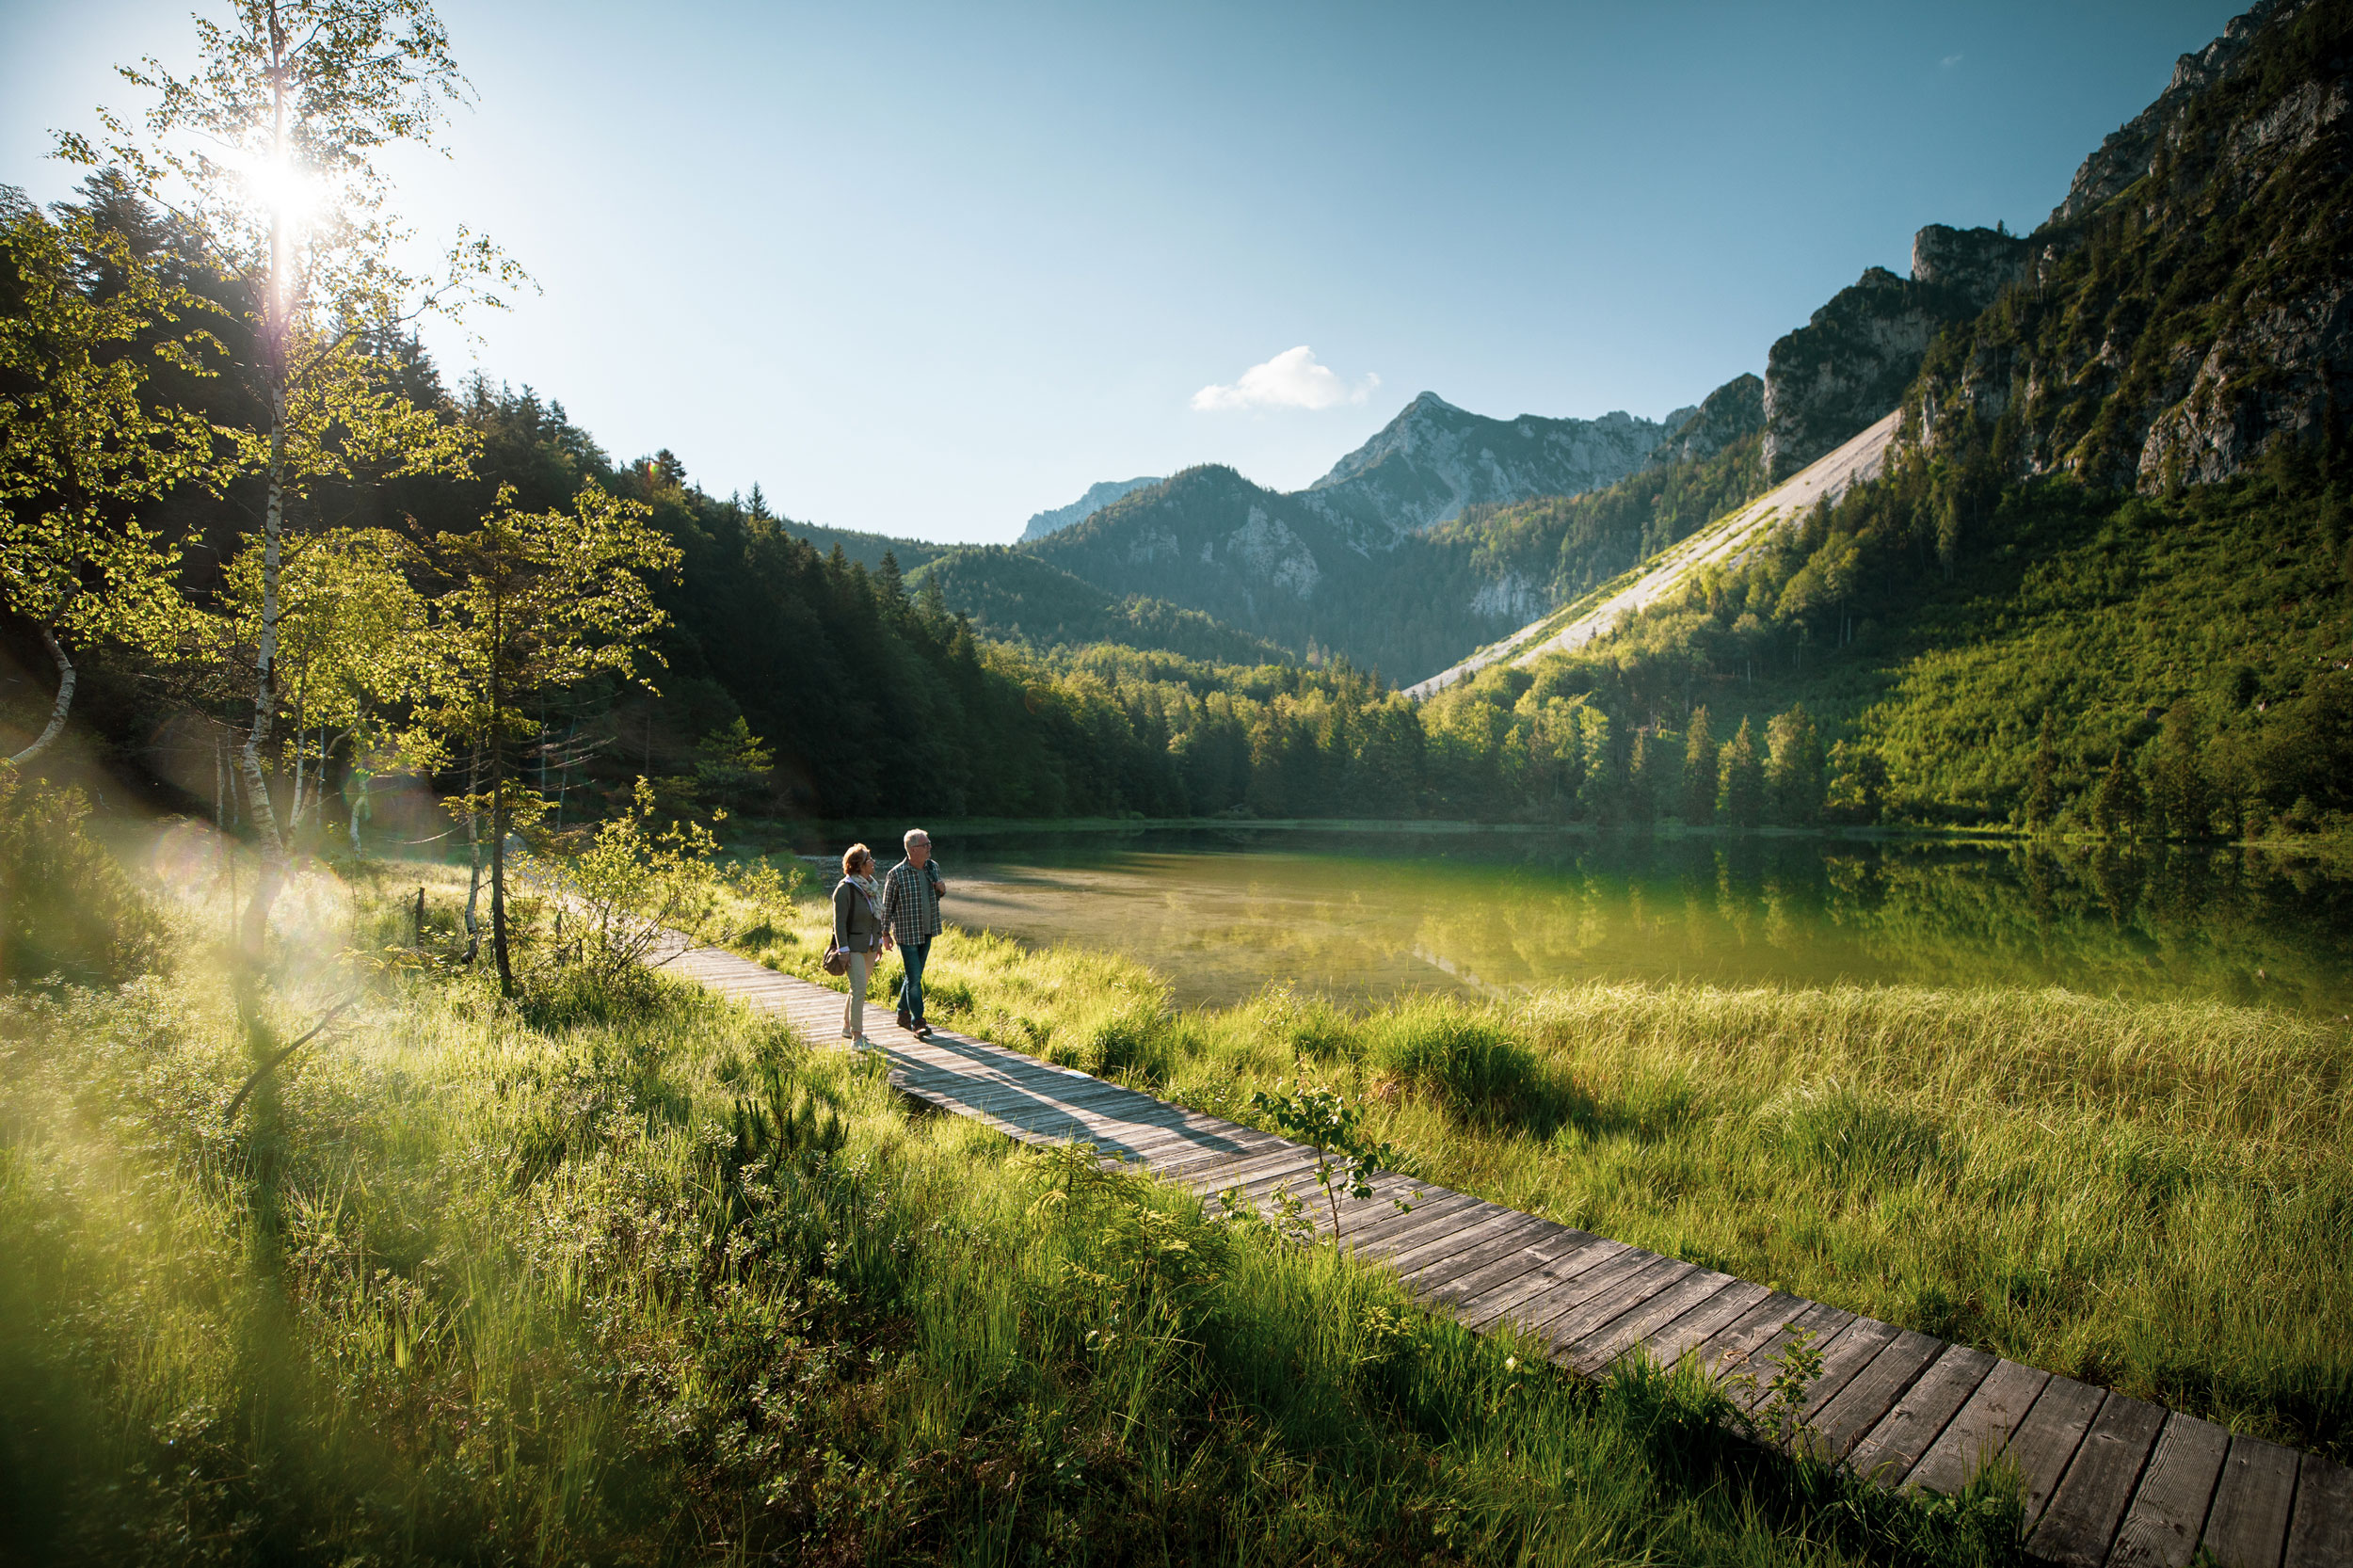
[59,0,520,954]
[418,483,677,995]
[0,193,215,761]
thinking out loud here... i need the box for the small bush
[0,776,168,986]
[1363,997,1546,1123]
[1767,1081,1956,1189]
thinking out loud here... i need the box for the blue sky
[5,0,2240,543]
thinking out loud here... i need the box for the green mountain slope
[911,547,1291,666]
[1433,0,2353,833]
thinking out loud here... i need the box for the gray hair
[903,827,930,848]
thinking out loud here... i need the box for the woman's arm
[832,881,851,950]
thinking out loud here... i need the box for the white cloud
[1192,345,1380,413]
[1940,52,1963,67]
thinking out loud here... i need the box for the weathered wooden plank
[1619,1279,1774,1374]
[1470,1243,1655,1336]
[1376,1206,1534,1279]
[1401,1212,1561,1289]
[1169,1144,1325,1193]
[1401,1212,1568,1290]
[1320,1192,1493,1257]
[1428,1231,1620,1322]
[2283,1453,2353,1568]
[2201,1434,2301,1568]
[2003,1377,2107,1530]
[1843,1343,1996,1488]
[1804,1329,1945,1464]
[2029,1390,2166,1568]
[1529,1255,1695,1354]
[1689,1292,1829,1384]
[1561,1269,1744,1378]
[1721,1314,1880,1424]
[1907,1357,2052,1497]
[2107,1412,2231,1568]
[1143,1132,1302,1180]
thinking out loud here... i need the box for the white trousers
[842,948,877,1041]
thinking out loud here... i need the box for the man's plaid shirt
[878,859,944,946]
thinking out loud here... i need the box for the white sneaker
[852,1035,875,1052]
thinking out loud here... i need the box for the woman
[832,842,890,1048]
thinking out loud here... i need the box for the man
[877,826,947,1037]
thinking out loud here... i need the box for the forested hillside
[7,0,2349,839]
[910,547,1289,665]
[1419,0,2353,837]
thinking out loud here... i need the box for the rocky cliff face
[1308,392,1684,534]
[1651,372,1763,465]
[1023,462,1513,680]
[1018,475,1163,542]
[2046,0,2300,226]
[1006,389,1708,680]
[1761,228,2030,482]
[1912,0,2353,489]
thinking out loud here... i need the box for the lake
[795,829,2353,1018]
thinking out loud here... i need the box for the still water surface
[834,830,2353,1016]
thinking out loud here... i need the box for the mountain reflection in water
[826,831,2353,1016]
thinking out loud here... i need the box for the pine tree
[1683,705,1718,824]
[2148,699,2209,839]
[1718,716,1765,828]
[1764,703,1824,824]
[2090,746,2144,839]
[2025,708,2059,829]
[1626,729,1658,824]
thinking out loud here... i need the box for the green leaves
[0,199,217,653]
[1247,1080,1415,1240]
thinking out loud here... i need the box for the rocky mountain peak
[1911,225,2031,310]
[1306,393,1679,532]
[1019,475,1165,542]
[1652,373,1764,466]
[2047,0,2313,227]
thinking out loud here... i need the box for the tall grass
[0,849,2014,1563]
[726,888,2353,1462]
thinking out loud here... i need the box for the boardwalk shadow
[885,1027,1255,1167]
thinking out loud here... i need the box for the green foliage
[527,776,723,989]
[0,868,2022,1565]
[690,715,773,813]
[0,186,214,759]
[914,545,1291,665]
[1247,1080,1416,1240]
[1719,716,1765,827]
[0,774,167,984]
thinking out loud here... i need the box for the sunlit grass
[726,886,2353,1461]
[0,855,2018,1563]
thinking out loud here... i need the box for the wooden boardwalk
[664,940,2352,1568]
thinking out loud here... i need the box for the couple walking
[832,828,946,1049]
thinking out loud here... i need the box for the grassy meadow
[725,882,2353,1464]
[0,808,2023,1565]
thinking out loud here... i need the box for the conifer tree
[1626,728,1657,824]
[1764,703,1824,824]
[2090,746,2145,839]
[1682,705,1717,824]
[1718,716,1765,827]
[2148,698,2209,839]
[2025,708,2059,829]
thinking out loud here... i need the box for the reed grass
[726,887,2353,1462]
[0,856,2016,1564]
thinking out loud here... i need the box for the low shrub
[1362,996,1548,1124]
[0,775,168,986]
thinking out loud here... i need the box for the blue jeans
[896,938,931,1021]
